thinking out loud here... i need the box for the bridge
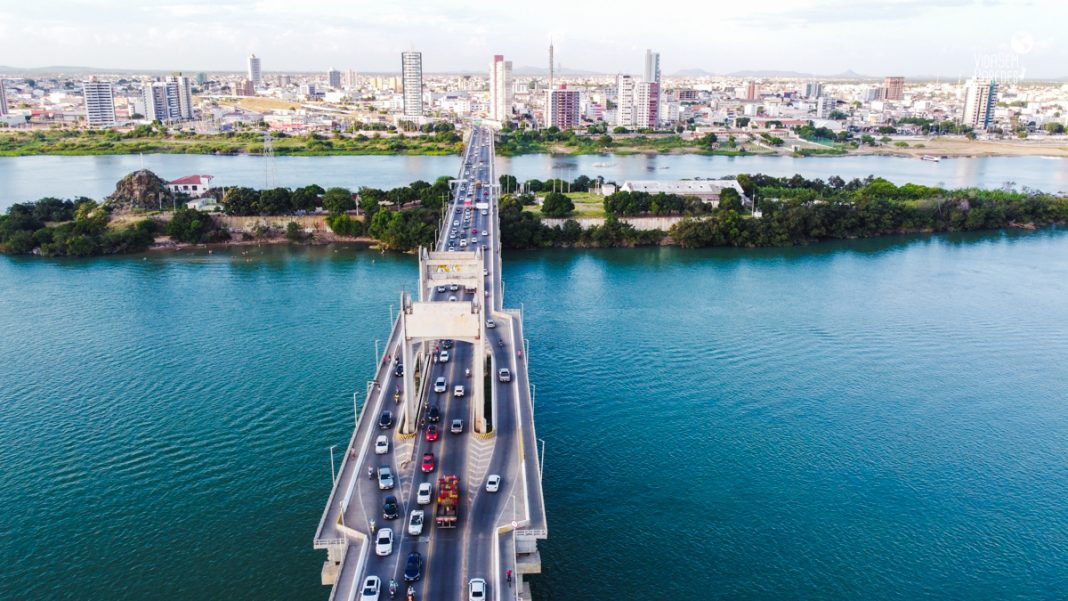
[314,126,548,601]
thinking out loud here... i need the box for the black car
[394,364,404,377]
[378,411,394,429]
[404,551,423,582]
[442,339,454,350]
[427,405,441,423]
[383,495,399,520]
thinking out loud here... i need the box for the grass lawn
[523,191,606,219]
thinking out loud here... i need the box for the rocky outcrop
[105,170,169,212]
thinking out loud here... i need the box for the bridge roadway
[314,126,547,601]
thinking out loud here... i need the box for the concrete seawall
[540,216,683,231]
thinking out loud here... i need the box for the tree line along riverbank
[1,170,1066,258]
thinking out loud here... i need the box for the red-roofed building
[167,175,215,197]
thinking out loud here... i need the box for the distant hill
[672,68,717,77]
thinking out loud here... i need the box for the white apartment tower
[489,54,513,122]
[145,80,182,122]
[82,78,117,127]
[168,74,194,120]
[401,51,424,117]
[643,49,661,127]
[247,54,262,87]
[635,82,660,129]
[616,74,636,127]
[963,78,998,130]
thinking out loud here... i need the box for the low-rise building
[619,179,746,207]
[167,175,215,197]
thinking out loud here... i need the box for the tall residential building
[745,81,759,101]
[635,82,660,129]
[344,69,359,88]
[803,81,823,99]
[401,51,423,117]
[815,96,836,119]
[247,54,262,87]
[168,74,194,120]
[234,79,255,96]
[545,86,580,129]
[883,76,905,101]
[489,54,513,122]
[327,68,341,89]
[144,80,181,122]
[82,78,117,127]
[548,41,554,90]
[643,49,661,126]
[615,74,636,127]
[0,79,8,115]
[963,78,998,129]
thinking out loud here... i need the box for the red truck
[435,474,460,528]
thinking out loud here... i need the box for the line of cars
[359,129,496,601]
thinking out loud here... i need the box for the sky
[0,0,1065,78]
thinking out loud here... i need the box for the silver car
[378,466,394,490]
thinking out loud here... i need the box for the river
[2,230,1067,600]
[3,153,1068,209]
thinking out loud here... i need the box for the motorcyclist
[465,368,471,377]
[368,464,374,479]
[506,569,512,585]
[389,579,398,598]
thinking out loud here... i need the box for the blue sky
[0,0,1065,78]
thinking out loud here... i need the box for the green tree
[322,187,355,214]
[222,187,260,216]
[717,188,744,212]
[166,208,219,243]
[258,187,293,215]
[285,221,306,242]
[541,192,575,218]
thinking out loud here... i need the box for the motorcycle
[407,585,416,601]
[389,580,398,599]
[465,368,471,378]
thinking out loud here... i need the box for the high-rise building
[548,41,554,90]
[401,51,423,117]
[883,76,905,101]
[815,96,836,119]
[344,69,359,89]
[803,81,823,99]
[195,72,206,85]
[168,74,194,120]
[616,74,636,127]
[234,79,255,97]
[745,81,759,101]
[144,80,182,122]
[247,54,262,87]
[635,82,660,129]
[963,78,998,129]
[643,49,661,126]
[545,86,580,130]
[327,68,342,89]
[489,54,513,122]
[0,79,8,116]
[82,78,117,127]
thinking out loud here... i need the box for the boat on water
[591,162,615,168]
[920,155,941,162]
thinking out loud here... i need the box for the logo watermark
[973,32,1031,83]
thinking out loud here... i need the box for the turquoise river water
[2,230,1068,600]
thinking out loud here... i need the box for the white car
[486,319,496,329]
[481,230,488,237]
[468,578,486,601]
[434,377,447,393]
[375,528,394,556]
[449,295,457,302]
[454,385,465,397]
[459,239,468,248]
[378,467,394,490]
[374,435,389,455]
[498,368,511,383]
[417,482,433,505]
[453,220,459,226]
[439,350,450,363]
[483,269,488,276]
[450,418,464,434]
[450,283,459,291]
[408,509,425,536]
[485,474,501,493]
[361,576,381,601]
[481,209,488,216]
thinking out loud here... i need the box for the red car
[425,424,439,442]
[471,228,478,234]
[421,452,435,473]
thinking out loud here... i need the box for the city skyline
[0,1,1066,78]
